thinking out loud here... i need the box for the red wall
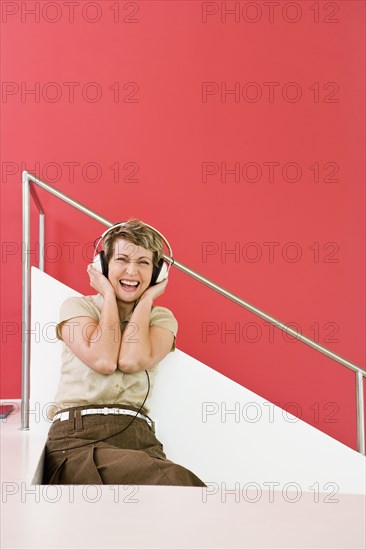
[1,0,365,451]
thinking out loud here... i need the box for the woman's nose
[125,261,138,275]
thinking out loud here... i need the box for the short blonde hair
[103,218,164,267]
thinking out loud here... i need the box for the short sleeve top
[47,293,178,420]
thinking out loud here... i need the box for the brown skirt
[42,404,206,486]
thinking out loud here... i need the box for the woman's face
[108,238,154,302]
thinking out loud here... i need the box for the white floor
[1,407,365,550]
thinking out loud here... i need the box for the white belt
[53,407,152,428]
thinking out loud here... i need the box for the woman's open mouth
[119,279,140,292]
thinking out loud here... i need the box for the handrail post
[356,372,365,454]
[29,183,45,272]
[39,213,45,272]
[21,171,31,430]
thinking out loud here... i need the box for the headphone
[92,221,174,286]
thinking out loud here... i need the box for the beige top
[47,293,178,420]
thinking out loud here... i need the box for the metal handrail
[21,171,366,454]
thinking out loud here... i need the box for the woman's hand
[139,278,169,304]
[87,264,115,298]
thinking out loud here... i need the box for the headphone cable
[46,370,151,454]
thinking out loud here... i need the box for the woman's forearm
[88,291,122,372]
[117,296,153,373]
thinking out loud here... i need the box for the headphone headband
[94,221,174,264]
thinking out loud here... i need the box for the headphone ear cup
[151,259,169,285]
[150,258,167,286]
[156,261,169,284]
[92,251,109,278]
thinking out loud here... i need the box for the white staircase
[28,267,365,492]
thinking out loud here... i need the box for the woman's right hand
[87,264,115,298]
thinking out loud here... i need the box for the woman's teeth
[119,280,139,291]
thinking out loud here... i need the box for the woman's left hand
[139,278,169,303]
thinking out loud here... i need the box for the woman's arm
[117,279,174,373]
[60,265,121,374]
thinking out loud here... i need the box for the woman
[42,219,205,486]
